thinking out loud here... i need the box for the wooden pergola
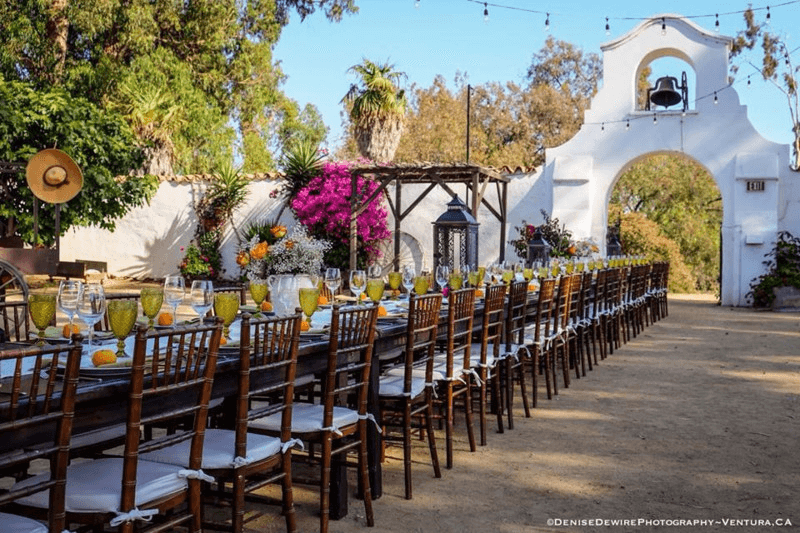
[348,163,510,271]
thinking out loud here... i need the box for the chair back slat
[122,320,223,513]
[239,311,301,459]
[444,288,476,378]
[0,337,83,532]
[322,303,379,427]
[0,301,30,342]
[505,280,529,348]
[478,283,506,364]
[399,293,443,394]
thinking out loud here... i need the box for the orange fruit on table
[377,306,387,317]
[62,323,80,338]
[261,301,273,312]
[317,295,329,305]
[300,320,310,332]
[475,289,484,298]
[219,336,227,345]
[359,293,367,300]
[92,349,117,367]
[157,312,173,326]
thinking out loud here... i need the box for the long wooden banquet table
[0,311,415,521]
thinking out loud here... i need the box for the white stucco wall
[60,170,550,281]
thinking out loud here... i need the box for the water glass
[164,275,185,327]
[190,280,214,319]
[401,265,415,296]
[349,270,366,303]
[57,280,81,328]
[324,268,341,296]
[435,265,450,292]
[76,283,106,346]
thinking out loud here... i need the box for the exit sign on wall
[746,180,766,192]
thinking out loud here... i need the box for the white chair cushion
[249,402,359,434]
[140,428,282,469]
[383,364,445,382]
[378,374,426,398]
[468,343,497,369]
[13,458,187,514]
[0,512,47,533]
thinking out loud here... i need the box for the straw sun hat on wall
[25,148,83,204]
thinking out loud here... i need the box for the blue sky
[273,0,799,153]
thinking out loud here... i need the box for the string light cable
[463,0,800,34]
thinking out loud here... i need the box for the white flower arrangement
[238,225,331,279]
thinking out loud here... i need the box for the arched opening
[636,54,697,112]
[607,151,721,294]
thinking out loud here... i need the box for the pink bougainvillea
[291,161,390,264]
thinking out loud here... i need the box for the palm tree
[342,59,407,162]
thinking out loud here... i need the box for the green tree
[610,154,722,291]
[342,59,407,162]
[0,0,356,173]
[731,8,800,169]
[0,79,157,246]
[385,38,600,168]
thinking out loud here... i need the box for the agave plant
[342,59,407,162]
[198,161,249,233]
[280,140,326,201]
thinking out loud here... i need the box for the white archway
[542,14,798,306]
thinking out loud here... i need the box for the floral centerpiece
[237,224,331,280]
[510,210,600,261]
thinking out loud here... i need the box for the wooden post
[350,172,359,272]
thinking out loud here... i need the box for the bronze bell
[649,76,683,108]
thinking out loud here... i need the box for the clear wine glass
[57,280,81,329]
[163,275,185,327]
[401,265,415,297]
[349,270,366,303]
[325,268,341,297]
[435,264,450,292]
[76,283,106,346]
[190,280,214,320]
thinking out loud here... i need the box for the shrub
[747,231,800,307]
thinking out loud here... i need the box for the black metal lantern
[432,195,479,272]
[526,227,552,267]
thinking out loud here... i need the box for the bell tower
[541,14,795,306]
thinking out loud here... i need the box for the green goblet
[108,300,138,358]
[413,276,430,295]
[140,288,164,329]
[249,280,269,309]
[448,272,464,290]
[299,287,320,326]
[29,293,56,345]
[387,272,402,299]
[366,278,384,303]
[214,293,240,339]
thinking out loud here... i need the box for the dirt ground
[36,278,800,532]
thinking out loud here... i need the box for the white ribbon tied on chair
[358,413,384,434]
[463,368,483,387]
[231,456,253,468]
[178,468,215,483]
[109,508,158,527]
[321,425,344,437]
[424,382,439,399]
[281,438,305,454]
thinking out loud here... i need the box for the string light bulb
[605,17,610,36]
[414,0,420,8]
[714,91,718,104]
[483,3,489,23]
[601,122,605,132]
[715,13,719,32]
[653,113,658,125]
[766,6,771,24]
[545,13,550,32]
[661,17,667,36]
[626,119,630,131]
[747,75,751,87]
